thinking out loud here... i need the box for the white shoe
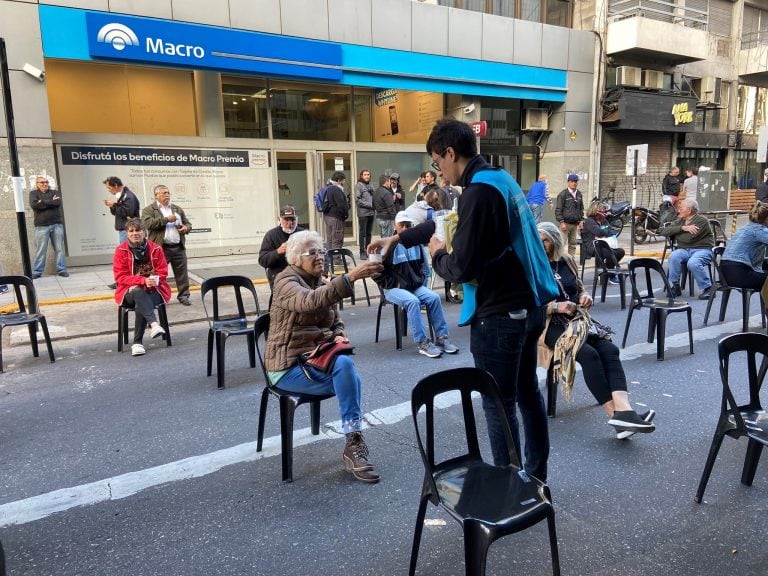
[131,343,146,356]
[150,324,166,339]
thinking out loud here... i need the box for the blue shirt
[526,180,547,205]
[722,222,768,272]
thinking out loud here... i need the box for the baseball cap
[395,211,415,224]
[279,205,297,219]
[390,172,400,180]
[331,171,346,182]
[567,173,579,182]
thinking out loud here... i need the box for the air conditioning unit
[616,66,642,87]
[699,76,722,105]
[522,108,549,131]
[642,69,664,90]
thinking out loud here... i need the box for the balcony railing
[742,31,768,51]
[608,0,707,31]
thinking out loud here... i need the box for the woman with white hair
[265,230,383,482]
[537,221,655,439]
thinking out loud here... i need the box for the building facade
[0,0,595,271]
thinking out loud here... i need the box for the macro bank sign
[84,12,341,80]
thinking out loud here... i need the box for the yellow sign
[569,130,577,142]
[672,102,693,125]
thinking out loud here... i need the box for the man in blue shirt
[526,175,549,223]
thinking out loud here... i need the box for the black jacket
[324,184,348,221]
[756,182,768,203]
[662,174,682,196]
[373,186,396,220]
[555,188,584,224]
[110,187,140,231]
[29,188,64,226]
[259,225,304,287]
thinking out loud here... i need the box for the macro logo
[96,23,139,51]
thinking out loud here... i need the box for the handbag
[300,341,355,374]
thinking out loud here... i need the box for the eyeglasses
[300,248,327,258]
[430,149,448,172]
[37,180,49,185]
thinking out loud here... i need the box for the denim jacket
[722,222,768,272]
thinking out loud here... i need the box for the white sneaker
[131,343,146,356]
[150,324,166,339]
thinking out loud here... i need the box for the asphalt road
[1,282,767,575]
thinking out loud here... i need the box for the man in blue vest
[368,117,557,481]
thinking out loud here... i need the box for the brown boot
[343,432,380,483]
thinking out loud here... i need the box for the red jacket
[113,240,171,305]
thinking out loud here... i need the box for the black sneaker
[670,283,681,298]
[58,271,70,277]
[608,410,655,433]
[108,282,117,290]
[698,287,713,300]
[617,410,656,440]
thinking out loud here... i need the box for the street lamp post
[0,37,33,278]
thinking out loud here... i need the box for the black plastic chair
[709,218,728,247]
[117,301,172,352]
[374,284,434,351]
[324,248,370,308]
[409,367,560,576]
[0,275,55,372]
[622,258,694,361]
[695,333,768,503]
[201,275,261,389]
[591,239,628,310]
[704,246,766,333]
[254,314,334,483]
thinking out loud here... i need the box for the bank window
[269,81,351,141]
[733,150,758,189]
[222,76,269,138]
[354,89,373,142]
[440,0,571,25]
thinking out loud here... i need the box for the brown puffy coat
[265,265,354,372]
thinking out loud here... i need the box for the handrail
[608,0,707,29]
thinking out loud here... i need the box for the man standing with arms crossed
[555,173,584,257]
[368,118,557,481]
[141,185,193,306]
[354,169,374,260]
[30,176,68,279]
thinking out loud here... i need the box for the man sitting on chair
[375,211,459,359]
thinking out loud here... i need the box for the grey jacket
[355,181,375,217]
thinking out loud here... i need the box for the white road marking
[0,315,758,528]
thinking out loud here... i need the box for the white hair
[285,230,323,266]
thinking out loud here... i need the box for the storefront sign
[469,121,487,137]
[374,89,399,107]
[603,91,698,132]
[671,102,694,126]
[56,145,276,259]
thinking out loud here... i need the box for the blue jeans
[118,230,128,244]
[274,355,363,434]
[33,224,66,276]
[384,286,448,343]
[529,203,543,224]
[668,247,712,291]
[471,307,549,481]
[378,219,393,238]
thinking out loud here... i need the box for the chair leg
[408,493,430,576]
[309,400,322,435]
[39,317,55,363]
[122,309,130,346]
[375,303,383,343]
[687,309,694,355]
[394,305,403,351]
[741,291,751,333]
[656,311,667,361]
[741,439,763,487]
[279,395,298,483]
[621,306,635,348]
[647,311,656,344]
[157,305,172,347]
[463,521,491,576]
[117,307,124,352]
[546,363,557,418]
[206,330,214,376]
[719,290,731,322]
[256,388,270,452]
[618,277,626,310]
[247,332,256,368]
[694,427,727,503]
[361,278,371,306]
[547,512,562,576]
[591,271,598,301]
[28,323,39,357]
[0,328,4,373]
[216,332,227,390]
[600,274,609,304]
[703,289,717,325]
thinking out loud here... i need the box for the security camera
[22,63,45,82]
[463,103,476,114]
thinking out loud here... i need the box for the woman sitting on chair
[720,201,768,292]
[537,222,655,439]
[113,218,170,357]
[580,203,624,284]
[265,230,383,483]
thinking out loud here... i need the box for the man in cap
[374,211,459,359]
[756,168,768,203]
[324,171,349,251]
[390,173,405,212]
[555,173,585,256]
[259,205,303,289]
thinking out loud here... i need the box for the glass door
[317,152,355,241]
[275,151,311,231]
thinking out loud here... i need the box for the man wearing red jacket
[113,218,171,357]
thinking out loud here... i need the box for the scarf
[129,239,148,263]
[552,307,591,402]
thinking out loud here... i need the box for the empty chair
[622,258,694,361]
[254,313,335,483]
[117,300,172,352]
[324,248,370,308]
[0,275,55,372]
[201,275,261,389]
[709,218,727,247]
[695,333,768,503]
[591,239,629,309]
[409,367,560,576]
[703,246,766,332]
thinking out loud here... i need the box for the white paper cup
[433,214,446,242]
[368,253,383,263]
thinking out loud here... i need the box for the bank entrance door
[316,151,355,242]
[482,147,539,191]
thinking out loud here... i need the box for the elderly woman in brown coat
[265,230,383,482]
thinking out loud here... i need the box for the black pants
[124,288,164,343]
[358,216,373,255]
[720,260,767,291]
[163,243,189,300]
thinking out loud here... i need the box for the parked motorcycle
[633,196,677,244]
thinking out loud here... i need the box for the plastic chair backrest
[709,219,727,246]
[718,333,768,430]
[254,313,270,382]
[711,246,727,285]
[592,239,621,271]
[325,248,357,276]
[627,258,672,301]
[0,275,38,316]
[200,275,260,325]
[411,368,521,493]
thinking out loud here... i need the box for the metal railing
[608,0,707,31]
[742,31,768,50]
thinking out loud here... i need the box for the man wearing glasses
[29,177,68,279]
[259,205,303,290]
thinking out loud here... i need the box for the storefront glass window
[354,89,373,142]
[356,152,433,206]
[269,81,351,141]
[733,150,758,189]
[222,76,269,138]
